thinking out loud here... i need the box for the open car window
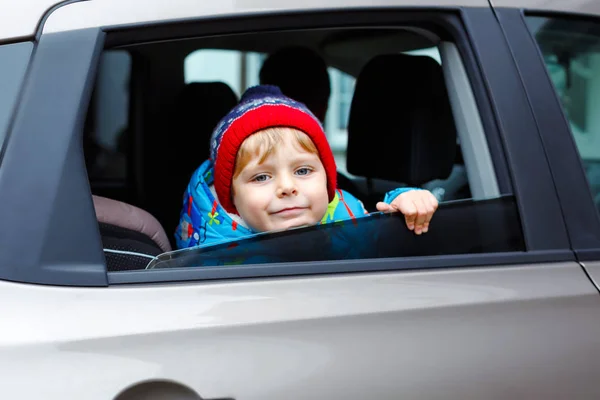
[147,196,523,269]
[87,20,522,275]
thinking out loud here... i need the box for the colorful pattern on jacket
[176,159,372,249]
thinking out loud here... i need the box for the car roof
[0,0,62,41]
[493,0,600,17]
[2,0,600,43]
[42,0,487,34]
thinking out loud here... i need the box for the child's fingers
[414,198,429,234]
[376,202,393,212]
[423,215,432,233]
[401,200,418,230]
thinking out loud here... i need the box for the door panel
[1,263,599,399]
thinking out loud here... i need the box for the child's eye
[295,167,312,176]
[252,174,270,182]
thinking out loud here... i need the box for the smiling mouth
[272,207,307,216]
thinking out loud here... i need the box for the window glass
[0,42,32,152]
[326,68,355,174]
[336,73,355,130]
[149,196,522,269]
[527,17,600,207]
[405,46,442,63]
[86,50,131,182]
[184,49,265,97]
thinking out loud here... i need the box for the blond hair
[233,127,319,179]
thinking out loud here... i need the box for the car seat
[345,53,458,209]
[93,195,172,271]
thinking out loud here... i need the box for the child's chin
[273,219,315,232]
[285,223,312,231]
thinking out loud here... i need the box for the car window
[91,25,520,273]
[527,17,600,209]
[184,49,265,96]
[0,42,32,155]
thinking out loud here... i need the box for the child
[176,85,438,249]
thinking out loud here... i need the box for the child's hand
[376,190,438,235]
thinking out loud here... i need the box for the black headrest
[156,82,238,237]
[172,82,238,156]
[346,54,456,186]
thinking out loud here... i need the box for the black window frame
[0,7,574,287]
[499,8,600,261]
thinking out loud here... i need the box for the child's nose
[276,176,298,198]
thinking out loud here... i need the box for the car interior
[84,26,510,271]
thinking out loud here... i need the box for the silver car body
[1,1,600,399]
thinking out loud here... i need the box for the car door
[1,1,600,399]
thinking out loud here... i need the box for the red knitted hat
[210,85,337,214]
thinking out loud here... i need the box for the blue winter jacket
[175,159,415,252]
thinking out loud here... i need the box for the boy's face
[232,129,329,232]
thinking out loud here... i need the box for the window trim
[109,250,574,285]
[460,7,571,250]
[501,9,600,260]
[0,28,108,286]
[440,41,499,200]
